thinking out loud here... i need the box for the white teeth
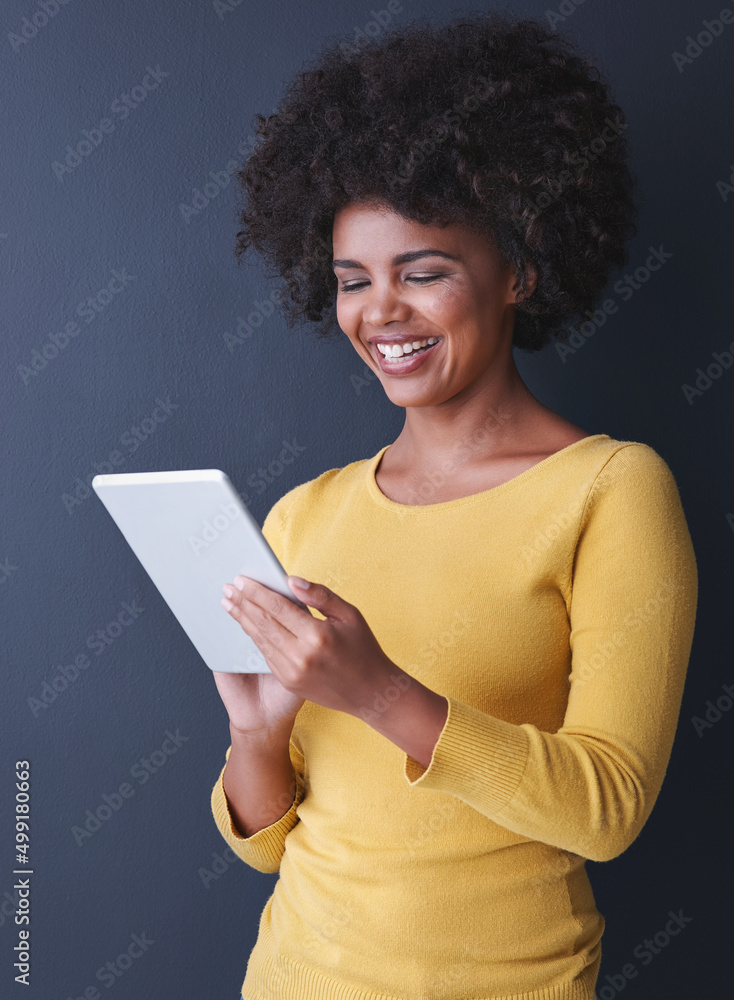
[377,336,439,358]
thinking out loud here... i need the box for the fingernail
[289,576,310,589]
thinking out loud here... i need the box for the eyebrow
[331,249,461,270]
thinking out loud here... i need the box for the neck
[391,358,550,471]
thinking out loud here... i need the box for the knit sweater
[210,433,698,1000]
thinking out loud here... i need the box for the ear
[513,262,538,303]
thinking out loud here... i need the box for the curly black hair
[233,9,639,352]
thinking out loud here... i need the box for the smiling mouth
[383,345,429,362]
[370,337,443,357]
[371,336,443,371]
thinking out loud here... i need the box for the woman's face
[332,201,531,410]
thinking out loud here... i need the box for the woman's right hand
[211,668,306,739]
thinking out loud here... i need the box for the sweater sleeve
[210,738,306,874]
[209,494,307,875]
[401,444,698,863]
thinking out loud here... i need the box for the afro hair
[233,9,639,352]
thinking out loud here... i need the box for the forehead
[334,201,444,231]
[332,202,492,259]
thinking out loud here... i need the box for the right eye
[339,275,444,292]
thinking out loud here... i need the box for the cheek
[425,289,468,332]
[336,296,356,333]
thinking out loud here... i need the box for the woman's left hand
[220,574,409,718]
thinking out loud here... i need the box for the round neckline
[365,434,612,512]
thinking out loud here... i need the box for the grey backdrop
[2,0,732,997]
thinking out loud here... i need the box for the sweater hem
[240,907,601,1000]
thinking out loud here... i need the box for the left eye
[339,275,442,292]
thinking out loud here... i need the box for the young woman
[210,12,698,1000]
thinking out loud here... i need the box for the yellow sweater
[211,433,698,1000]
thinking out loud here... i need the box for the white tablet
[91,469,310,674]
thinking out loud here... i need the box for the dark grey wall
[2,0,732,997]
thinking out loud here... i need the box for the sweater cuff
[403,695,529,815]
[210,756,304,874]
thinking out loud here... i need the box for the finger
[220,596,288,676]
[231,576,312,635]
[221,582,296,668]
[287,577,357,624]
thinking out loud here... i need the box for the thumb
[287,576,349,620]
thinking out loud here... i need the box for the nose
[361,278,412,327]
